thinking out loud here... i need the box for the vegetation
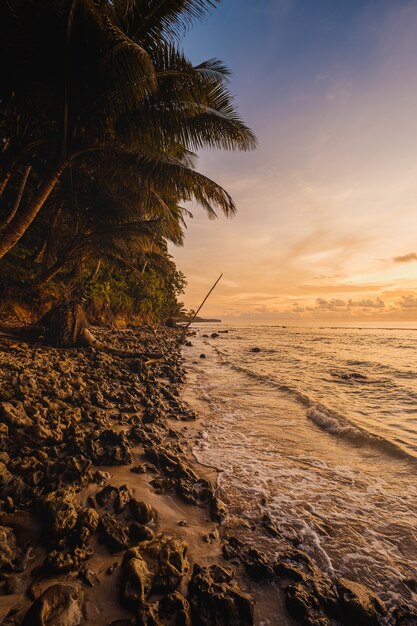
[0,0,256,327]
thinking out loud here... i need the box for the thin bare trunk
[185,273,223,330]
[0,161,68,260]
[0,170,13,198]
[31,239,47,264]
[2,165,32,226]
[41,203,63,267]
[89,258,102,281]
[37,256,67,285]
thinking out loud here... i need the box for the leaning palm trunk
[0,161,68,259]
[2,165,32,226]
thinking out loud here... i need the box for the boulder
[0,525,18,571]
[96,485,119,509]
[45,492,78,536]
[98,514,130,553]
[158,592,191,626]
[129,500,155,525]
[44,546,93,574]
[5,573,24,594]
[336,577,386,626]
[0,402,33,428]
[121,554,151,611]
[22,583,84,626]
[188,564,254,626]
[241,548,274,582]
[89,430,132,466]
[276,550,339,626]
[129,523,155,544]
[125,535,188,594]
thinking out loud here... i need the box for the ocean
[183,323,417,617]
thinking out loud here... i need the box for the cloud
[347,298,385,308]
[393,252,417,263]
[316,298,346,310]
[399,295,417,308]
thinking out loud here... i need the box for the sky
[169,0,417,322]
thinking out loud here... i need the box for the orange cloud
[393,252,417,263]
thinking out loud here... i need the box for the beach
[0,324,282,625]
[0,324,412,625]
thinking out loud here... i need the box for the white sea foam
[183,325,417,614]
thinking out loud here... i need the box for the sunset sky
[170,0,417,321]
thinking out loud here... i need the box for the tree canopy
[0,0,256,324]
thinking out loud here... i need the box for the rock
[188,564,254,626]
[0,526,18,571]
[203,530,218,544]
[125,535,188,594]
[393,605,417,626]
[210,333,219,339]
[45,491,78,536]
[222,536,245,561]
[96,485,118,508]
[130,464,147,474]
[22,583,84,626]
[89,430,132,466]
[250,347,261,353]
[336,577,386,626]
[285,582,332,626]
[130,523,155,543]
[44,546,93,574]
[210,496,227,522]
[262,512,280,537]
[77,564,96,587]
[98,514,130,553]
[241,548,274,582]
[5,574,24,594]
[199,354,207,359]
[178,520,189,528]
[106,562,119,575]
[158,592,191,626]
[0,511,42,547]
[0,423,9,451]
[130,500,155,525]
[121,553,151,611]
[0,402,33,428]
[276,550,339,626]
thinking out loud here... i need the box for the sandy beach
[0,325,277,625]
[0,324,405,625]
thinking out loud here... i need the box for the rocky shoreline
[0,325,413,626]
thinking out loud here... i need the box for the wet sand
[0,325,274,625]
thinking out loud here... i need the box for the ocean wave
[307,404,416,462]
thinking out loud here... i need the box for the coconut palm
[0,0,257,262]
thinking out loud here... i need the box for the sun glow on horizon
[170,0,417,322]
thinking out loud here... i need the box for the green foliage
[86,261,187,323]
[0,0,256,322]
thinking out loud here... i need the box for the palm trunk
[0,161,68,260]
[2,165,32,226]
